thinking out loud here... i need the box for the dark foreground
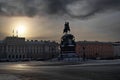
[0,60,120,80]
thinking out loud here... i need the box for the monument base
[49,52,81,62]
[56,52,81,62]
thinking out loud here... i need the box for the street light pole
[83,47,86,61]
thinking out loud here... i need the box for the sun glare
[17,25,26,34]
[11,18,32,37]
[15,23,27,37]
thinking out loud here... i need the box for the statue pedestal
[58,52,80,62]
[59,34,80,62]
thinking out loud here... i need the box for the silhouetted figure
[63,22,70,34]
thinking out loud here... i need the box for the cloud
[0,32,6,39]
[0,0,119,19]
[42,0,77,15]
[67,0,120,19]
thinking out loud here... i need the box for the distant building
[113,42,120,58]
[0,36,59,61]
[76,41,114,59]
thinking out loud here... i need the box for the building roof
[76,41,112,45]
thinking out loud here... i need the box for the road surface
[0,60,120,80]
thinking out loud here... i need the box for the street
[0,60,120,80]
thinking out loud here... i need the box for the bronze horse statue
[63,22,70,34]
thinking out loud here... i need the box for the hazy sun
[17,25,26,34]
[11,18,31,37]
[15,24,27,37]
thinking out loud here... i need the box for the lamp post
[83,46,86,61]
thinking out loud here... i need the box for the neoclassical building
[113,42,120,58]
[0,36,59,61]
[76,41,114,59]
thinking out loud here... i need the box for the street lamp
[83,46,86,61]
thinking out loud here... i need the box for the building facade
[0,36,59,61]
[76,41,114,59]
[113,42,120,58]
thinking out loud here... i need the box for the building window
[23,55,25,59]
[9,55,11,59]
[12,55,14,58]
[16,55,18,58]
[19,55,21,58]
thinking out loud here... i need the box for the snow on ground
[85,59,120,64]
[0,74,21,80]
[74,59,120,66]
[0,59,120,67]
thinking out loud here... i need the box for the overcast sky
[0,0,120,42]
